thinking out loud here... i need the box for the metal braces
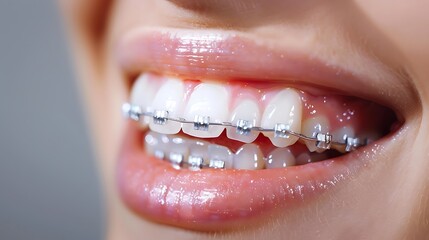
[162,153,227,170]
[122,103,366,154]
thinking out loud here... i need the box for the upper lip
[116,28,413,231]
[117,28,414,116]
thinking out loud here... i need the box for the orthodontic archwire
[122,102,368,152]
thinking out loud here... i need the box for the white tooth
[261,89,302,147]
[302,116,330,152]
[226,99,260,143]
[130,73,161,127]
[332,125,355,153]
[207,144,233,169]
[149,78,185,134]
[144,131,170,159]
[233,144,265,170]
[167,136,189,167]
[265,148,295,169]
[183,83,229,138]
[188,141,209,160]
[188,140,209,170]
[333,125,355,142]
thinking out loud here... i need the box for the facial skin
[60,0,429,239]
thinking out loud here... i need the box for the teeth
[135,76,362,168]
[130,73,161,127]
[188,140,209,170]
[232,144,265,170]
[302,116,330,152]
[144,130,331,170]
[145,130,237,169]
[149,78,185,134]
[265,148,296,169]
[144,131,170,159]
[183,83,230,138]
[261,89,302,147]
[332,126,355,152]
[207,144,234,169]
[167,136,189,168]
[227,99,260,143]
[188,141,209,161]
[333,125,355,142]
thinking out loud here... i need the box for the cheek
[354,0,429,58]
[353,0,429,111]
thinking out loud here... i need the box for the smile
[117,29,403,231]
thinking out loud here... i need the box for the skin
[60,0,429,239]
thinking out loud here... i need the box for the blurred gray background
[0,1,103,239]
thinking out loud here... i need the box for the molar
[182,83,230,138]
[226,99,261,143]
[149,78,185,134]
[302,116,330,152]
[261,89,302,147]
[130,73,161,128]
[233,144,265,170]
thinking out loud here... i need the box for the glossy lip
[119,122,390,231]
[118,28,411,114]
[116,29,404,231]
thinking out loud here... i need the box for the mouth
[117,29,404,231]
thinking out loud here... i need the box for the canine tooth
[207,144,233,169]
[261,89,302,147]
[302,116,330,152]
[226,99,260,143]
[144,131,170,159]
[233,144,265,170]
[183,83,229,138]
[130,73,160,127]
[149,78,185,134]
[265,148,295,169]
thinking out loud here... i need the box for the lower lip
[117,122,367,231]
